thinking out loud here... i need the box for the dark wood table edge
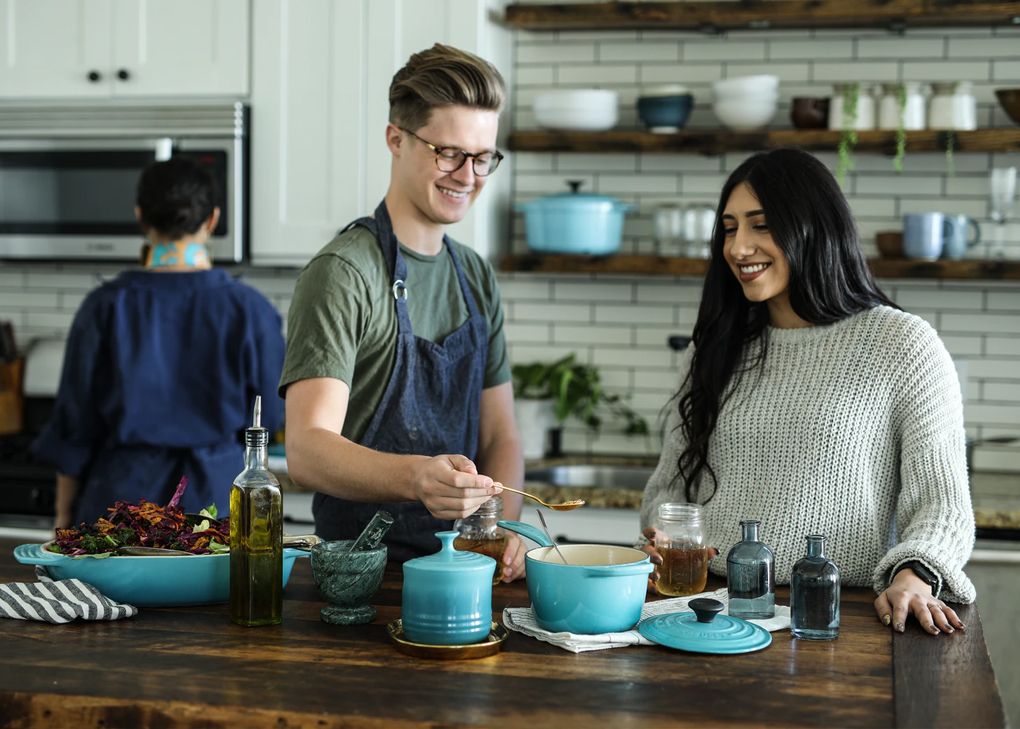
[894,601,1006,728]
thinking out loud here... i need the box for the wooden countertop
[0,539,1005,728]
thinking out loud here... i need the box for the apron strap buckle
[392,280,408,301]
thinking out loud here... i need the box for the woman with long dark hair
[639,147,974,636]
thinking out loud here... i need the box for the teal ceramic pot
[401,531,496,645]
[516,181,636,255]
[311,540,387,625]
[498,520,653,634]
[13,542,305,607]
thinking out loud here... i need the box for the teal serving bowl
[13,543,307,607]
[401,531,496,645]
[498,520,652,634]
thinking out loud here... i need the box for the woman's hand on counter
[874,570,966,636]
[501,532,527,582]
[640,526,719,596]
[416,455,502,521]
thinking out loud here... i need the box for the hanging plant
[893,83,907,174]
[836,82,859,184]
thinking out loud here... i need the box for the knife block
[0,358,24,435]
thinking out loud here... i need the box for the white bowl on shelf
[713,96,779,131]
[712,75,780,98]
[534,89,619,131]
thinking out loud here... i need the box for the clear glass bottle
[453,497,507,585]
[229,396,283,626]
[790,535,840,641]
[654,503,707,597]
[726,520,775,619]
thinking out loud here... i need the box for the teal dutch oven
[516,180,636,255]
[498,520,653,634]
[401,531,496,645]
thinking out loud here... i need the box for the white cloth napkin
[0,566,139,624]
[503,587,791,653]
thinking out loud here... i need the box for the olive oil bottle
[230,396,283,626]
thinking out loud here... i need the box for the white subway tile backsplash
[983,383,1020,403]
[592,347,673,369]
[598,41,680,63]
[856,36,946,59]
[515,65,555,86]
[988,292,1020,311]
[683,39,767,63]
[725,62,811,84]
[964,403,1020,426]
[556,64,640,86]
[497,276,553,300]
[899,290,984,311]
[514,302,591,323]
[948,37,1020,58]
[516,42,595,65]
[554,281,633,302]
[552,324,632,346]
[766,39,853,60]
[599,174,679,195]
[992,60,1020,82]
[0,292,58,308]
[812,61,898,83]
[901,60,991,82]
[639,64,722,85]
[944,313,1020,335]
[595,303,675,326]
[504,323,551,344]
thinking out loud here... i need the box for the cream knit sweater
[641,306,976,603]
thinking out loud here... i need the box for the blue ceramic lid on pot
[516,180,636,256]
[638,598,772,654]
[401,531,495,646]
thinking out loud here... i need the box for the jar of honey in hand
[654,502,708,597]
[453,497,507,585]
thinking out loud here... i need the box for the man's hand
[500,532,528,582]
[411,454,501,520]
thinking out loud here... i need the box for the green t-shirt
[279,224,511,444]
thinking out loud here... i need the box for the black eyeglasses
[400,127,503,176]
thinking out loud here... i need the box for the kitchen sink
[523,464,655,491]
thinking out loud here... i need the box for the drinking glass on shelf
[682,203,716,258]
[989,167,1017,259]
[653,204,684,257]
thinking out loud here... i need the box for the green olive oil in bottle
[230,396,283,626]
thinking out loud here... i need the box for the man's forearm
[284,426,428,502]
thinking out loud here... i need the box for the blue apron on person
[311,199,488,562]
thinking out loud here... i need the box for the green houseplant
[511,353,649,459]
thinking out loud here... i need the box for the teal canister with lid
[401,531,496,645]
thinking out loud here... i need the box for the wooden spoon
[494,484,584,511]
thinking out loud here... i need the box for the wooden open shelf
[504,1,1020,32]
[508,129,1020,155]
[501,254,1020,281]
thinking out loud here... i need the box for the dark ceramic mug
[791,97,830,129]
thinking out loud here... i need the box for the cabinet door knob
[117,69,130,81]
[87,70,102,82]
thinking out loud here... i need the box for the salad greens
[48,476,230,557]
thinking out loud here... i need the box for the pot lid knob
[689,598,725,623]
[566,180,584,193]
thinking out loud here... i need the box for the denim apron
[311,200,489,562]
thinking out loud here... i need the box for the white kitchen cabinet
[0,0,249,99]
[249,0,513,267]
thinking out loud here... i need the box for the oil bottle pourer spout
[253,395,262,429]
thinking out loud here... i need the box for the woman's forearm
[54,473,79,530]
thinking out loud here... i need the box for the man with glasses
[279,44,526,578]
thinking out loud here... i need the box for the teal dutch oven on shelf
[401,531,496,646]
[498,520,653,634]
[516,180,636,255]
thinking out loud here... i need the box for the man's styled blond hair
[389,43,506,131]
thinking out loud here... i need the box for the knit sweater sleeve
[872,318,975,603]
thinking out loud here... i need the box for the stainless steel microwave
[0,102,248,263]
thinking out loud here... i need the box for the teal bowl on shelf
[637,94,694,131]
[13,542,306,607]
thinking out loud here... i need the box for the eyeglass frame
[399,127,504,176]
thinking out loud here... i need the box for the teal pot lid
[404,531,495,573]
[516,180,635,212]
[638,598,772,654]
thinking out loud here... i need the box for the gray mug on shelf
[942,214,981,260]
[903,212,951,261]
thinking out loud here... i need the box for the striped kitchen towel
[0,566,138,623]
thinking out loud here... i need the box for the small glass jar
[726,520,775,619]
[453,497,507,585]
[928,81,977,131]
[878,82,926,131]
[828,82,876,131]
[790,535,841,641]
[653,203,684,257]
[654,503,707,597]
[682,203,715,259]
